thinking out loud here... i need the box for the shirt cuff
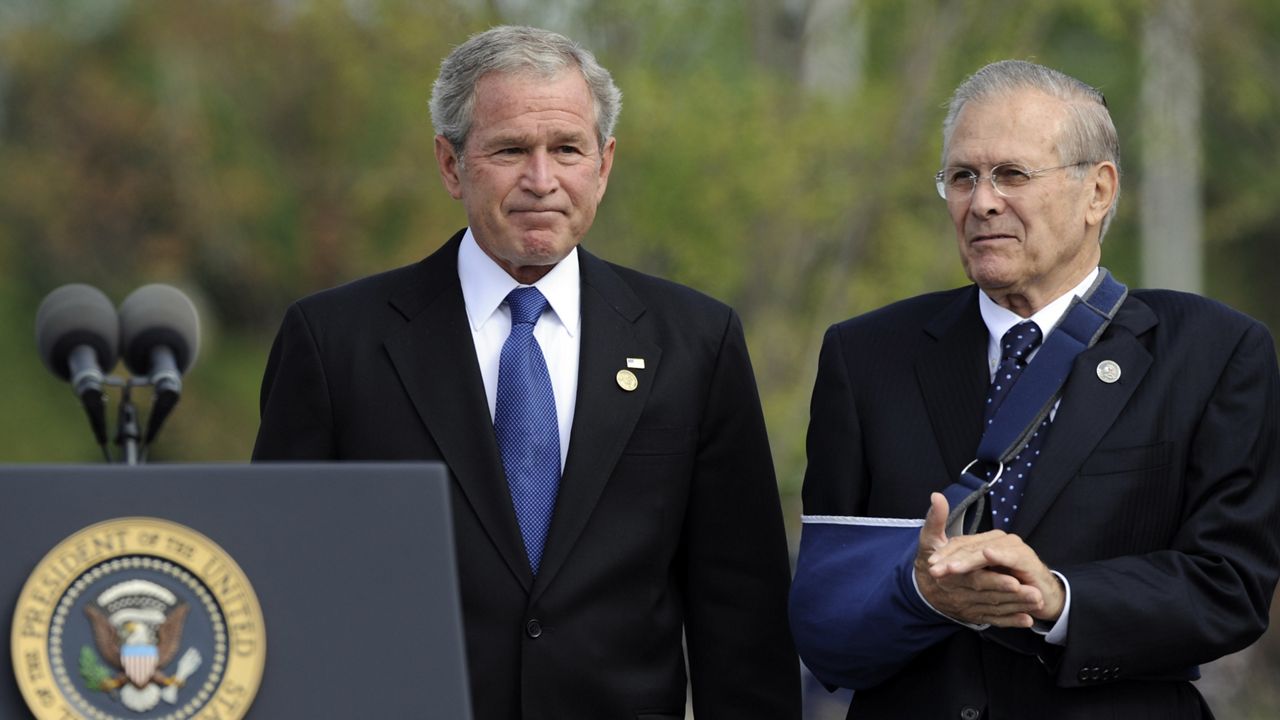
[911,562,990,631]
[1031,570,1071,645]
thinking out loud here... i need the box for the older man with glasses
[791,59,1280,719]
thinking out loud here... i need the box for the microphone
[118,284,201,446]
[35,284,120,448]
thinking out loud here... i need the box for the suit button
[526,619,542,638]
[959,707,981,720]
[1077,668,1089,682]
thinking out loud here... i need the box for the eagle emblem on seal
[81,579,203,713]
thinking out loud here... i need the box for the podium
[0,463,472,719]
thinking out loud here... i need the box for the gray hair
[429,25,622,157]
[942,60,1120,240]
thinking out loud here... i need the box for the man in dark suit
[793,59,1280,718]
[253,25,799,720]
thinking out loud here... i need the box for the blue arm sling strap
[943,270,1127,536]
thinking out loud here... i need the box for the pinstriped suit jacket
[801,284,1280,719]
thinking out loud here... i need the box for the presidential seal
[11,518,266,720]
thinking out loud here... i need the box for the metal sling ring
[960,458,1005,491]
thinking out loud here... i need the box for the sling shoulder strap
[945,269,1128,536]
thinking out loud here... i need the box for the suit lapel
[531,250,661,597]
[382,233,533,592]
[1011,296,1158,536]
[916,288,991,481]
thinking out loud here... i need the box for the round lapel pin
[616,369,638,392]
[1096,360,1121,384]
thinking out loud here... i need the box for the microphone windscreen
[35,284,120,380]
[119,284,201,376]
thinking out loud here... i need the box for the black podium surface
[0,463,472,719]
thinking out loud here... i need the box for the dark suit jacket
[801,284,1280,720]
[253,231,800,720]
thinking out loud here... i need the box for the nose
[968,174,1006,218]
[520,149,559,196]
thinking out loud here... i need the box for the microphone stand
[116,383,141,465]
[104,376,160,465]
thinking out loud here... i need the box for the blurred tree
[1140,0,1203,292]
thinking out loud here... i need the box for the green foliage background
[2,0,1278,715]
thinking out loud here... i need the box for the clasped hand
[914,492,1065,628]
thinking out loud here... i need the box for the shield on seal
[121,643,158,687]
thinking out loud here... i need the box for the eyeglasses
[934,161,1091,201]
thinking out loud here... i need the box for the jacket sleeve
[251,302,337,460]
[683,310,802,719]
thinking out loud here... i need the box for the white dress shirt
[457,228,581,471]
[978,268,1101,398]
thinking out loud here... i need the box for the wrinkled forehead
[473,67,595,114]
[945,89,1070,167]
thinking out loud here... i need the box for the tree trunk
[1140,0,1203,292]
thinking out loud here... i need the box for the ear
[435,135,464,200]
[594,136,616,203]
[1084,161,1119,228]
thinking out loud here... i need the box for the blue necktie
[983,321,1047,530]
[494,287,561,574]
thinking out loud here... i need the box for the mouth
[969,233,1017,244]
[508,209,566,230]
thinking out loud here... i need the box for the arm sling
[790,270,1127,690]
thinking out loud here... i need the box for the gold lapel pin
[616,369,639,392]
[1096,360,1121,384]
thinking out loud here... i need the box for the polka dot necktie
[493,287,561,575]
[984,321,1047,530]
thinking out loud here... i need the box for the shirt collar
[978,267,1100,351]
[457,228,581,336]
